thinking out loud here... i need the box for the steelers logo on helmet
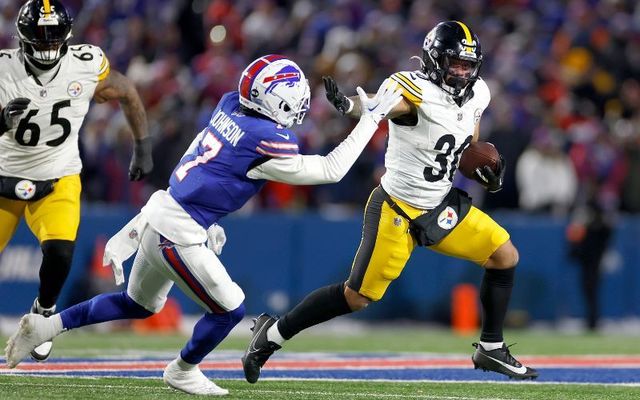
[420,20,483,105]
[14,179,37,200]
[437,206,458,230]
[238,55,310,128]
[16,0,74,69]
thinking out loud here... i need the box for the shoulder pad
[68,44,111,81]
[390,71,423,105]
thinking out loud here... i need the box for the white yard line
[0,381,518,400]
[2,375,640,388]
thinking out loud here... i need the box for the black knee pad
[38,240,76,308]
[41,240,75,266]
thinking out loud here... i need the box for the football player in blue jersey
[4,54,402,395]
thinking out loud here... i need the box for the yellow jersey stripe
[98,65,111,81]
[43,0,52,14]
[392,72,422,95]
[390,77,421,105]
[454,21,474,52]
[391,75,421,98]
[98,56,108,73]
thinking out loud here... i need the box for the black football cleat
[472,342,539,380]
[241,313,281,384]
[29,298,55,362]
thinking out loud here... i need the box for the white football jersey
[380,71,491,209]
[0,44,110,180]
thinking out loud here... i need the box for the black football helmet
[421,21,482,103]
[16,0,73,69]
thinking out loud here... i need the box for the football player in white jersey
[243,21,538,382]
[0,0,152,362]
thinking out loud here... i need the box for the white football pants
[126,227,245,314]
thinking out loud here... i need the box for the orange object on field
[451,283,479,335]
[132,297,182,333]
[90,235,111,280]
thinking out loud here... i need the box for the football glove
[323,76,353,115]
[0,98,31,135]
[207,224,227,256]
[474,155,506,193]
[357,78,403,124]
[129,136,153,181]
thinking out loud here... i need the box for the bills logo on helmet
[262,66,301,94]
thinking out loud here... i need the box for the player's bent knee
[214,281,245,312]
[121,292,155,318]
[227,303,245,325]
[344,286,371,311]
[126,286,166,314]
[41,240,75,266]
[486,241,519,269]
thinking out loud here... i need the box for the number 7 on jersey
[175,131,223,181]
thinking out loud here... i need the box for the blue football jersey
[169,92,299,228]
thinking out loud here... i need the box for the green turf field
[2,326,640,399]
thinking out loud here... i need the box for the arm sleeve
[246,115,379,185]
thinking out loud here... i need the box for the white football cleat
[30,299,56,362]
[5,313,58,368]
[163,358,229,396]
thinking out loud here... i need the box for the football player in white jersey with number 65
[244,21,539,382]
[0,0,152,362]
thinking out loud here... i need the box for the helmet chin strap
[410,55,426,71]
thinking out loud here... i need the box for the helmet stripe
[240,54,287,99]
[454,21,474,52]
[43,0,52,14]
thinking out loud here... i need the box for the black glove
[129,136,153,181]
[323,76,352,115]
[473,155,505,193]
[0,98,31,135]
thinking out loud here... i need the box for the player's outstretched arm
[93,70,153,181]
[323,76,413,120]
[247,80,402,185]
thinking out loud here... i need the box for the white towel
[102,213,148,285]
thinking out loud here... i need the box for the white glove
[207,224,227,255]
[357,78,403,124]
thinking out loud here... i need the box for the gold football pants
[347,186,510,301]
[0,174,81,251]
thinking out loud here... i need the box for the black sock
[277,282,352,340]
[38,240,75,308]
[479,267,515,343]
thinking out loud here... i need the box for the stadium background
[1,0,640,331]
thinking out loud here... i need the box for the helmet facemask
[420,21,483,103]
[440,55,480,96]
[239,56,311,128]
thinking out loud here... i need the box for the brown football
[458,141,500,179]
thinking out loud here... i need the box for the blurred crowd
[1,0,639,216]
